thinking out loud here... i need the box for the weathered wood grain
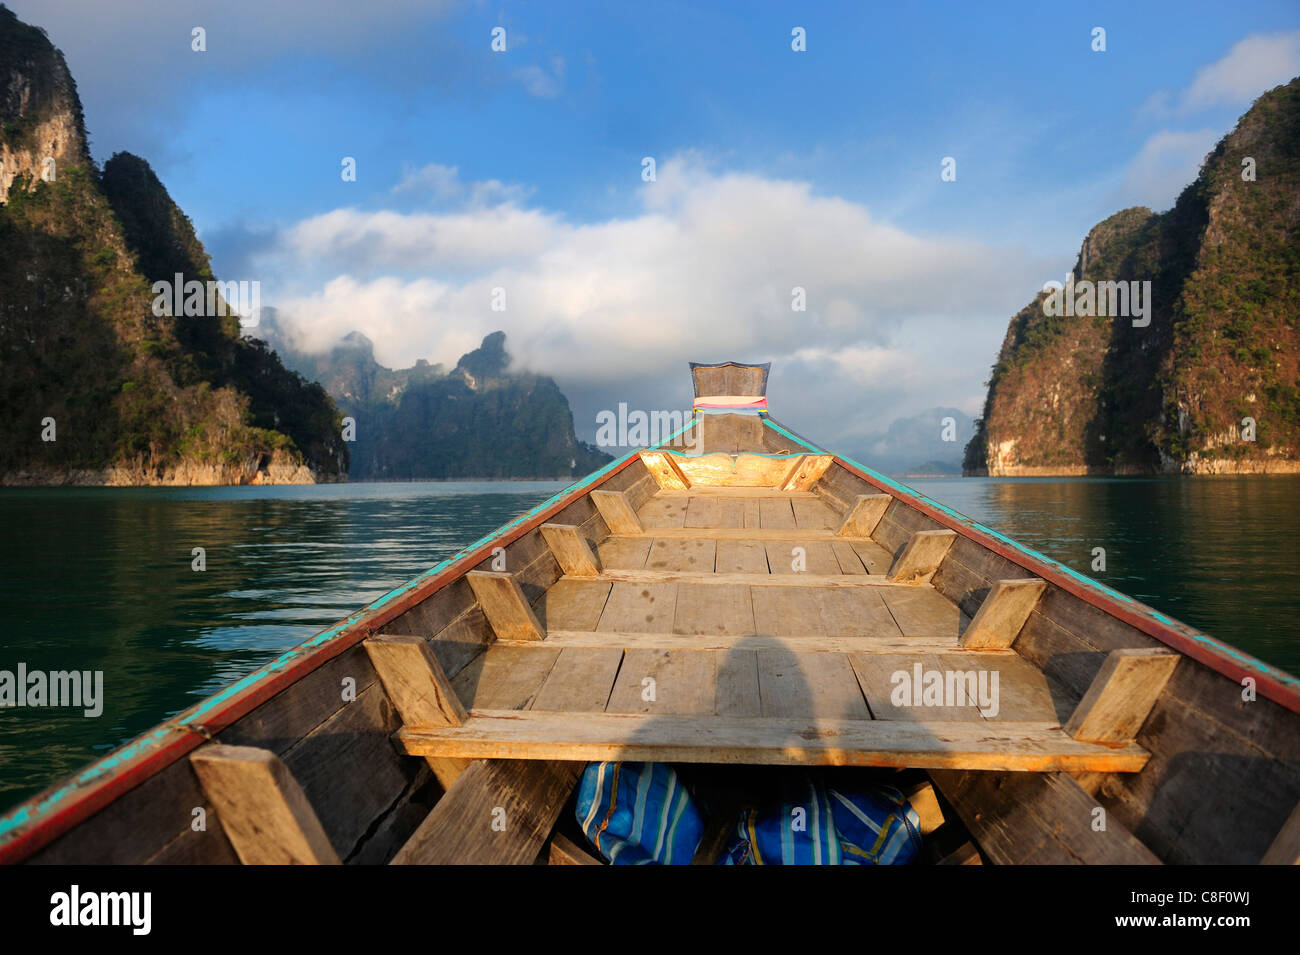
[960,578,1047,650]
[190,744,340,865]
[889,529,958,583]
[467,570,546,641]
[540,523,602,577]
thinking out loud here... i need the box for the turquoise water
[0,475,1297,812]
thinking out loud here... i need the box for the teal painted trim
[0,432,685,844]
[761,417,1300,696]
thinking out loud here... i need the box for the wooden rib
[639,450,690,490]
[1065,648,1180,743]
[929,770,1162,864]
[390,759,580,865]
[590,489,643,534]
[1261,802,1300,865]
[888,529,958,583]
[467,571,545,642]
[836,494,892,537]
[779,454,833,491]
[539,524,602,578]
[363,634,471,788]
[189,744,340,865]
[960,578,1047,649]
[549,833,604,865]
[396,712,1152,772]
[507,630,963,652]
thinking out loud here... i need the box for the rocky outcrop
[0,4,347,486]
[965,77,1300,476]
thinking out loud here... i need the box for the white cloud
[1182,31,1300,111]
[514,56,566,98]
[391,162,534,207]
[1114,128,1220,211]
[259,156,1051,448]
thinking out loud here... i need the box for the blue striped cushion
[575,762,705,865]
[723,777,922,865]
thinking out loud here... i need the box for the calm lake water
[0,474,1297,812]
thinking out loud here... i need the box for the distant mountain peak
[454,331,511,383]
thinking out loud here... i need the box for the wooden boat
[3,361,1299,866]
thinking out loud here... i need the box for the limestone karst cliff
[965,77,1300,476]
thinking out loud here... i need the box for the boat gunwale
[0,447,651,863]
[760,416,1300,716]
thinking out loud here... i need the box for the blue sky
[14,0,1300,452]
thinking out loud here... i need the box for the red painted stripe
[0,456,639,863]
[835,457,1300,715]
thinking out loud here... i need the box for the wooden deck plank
[791,497,839,530]
[715,650,761,717]
[684,496,722,528]
[849,539,894,574]
[816,588,903,638]
[597,582,679,632]
[396,713,1153,772]
[831,541,869,574]
[759,497,796,529]
[596,569,907,589]
[531,648,625,713]
[765,540,840,575]
[751,586,826,637]
[715,539,770,574]
[645,538,717,573]
[673,583,756,635]
[596,536,652,569]
[636,495,688,529]
[451,644,560,711]
[757,650,870,720]
[606,648,716,716]
[879,587,965,637]
[850,653,987,722]
[533,579,612,631]
[742,498,761,529]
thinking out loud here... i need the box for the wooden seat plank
[396,712,1153,773]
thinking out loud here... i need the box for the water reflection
[0,481,565,810]
[908,476,1300,676]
